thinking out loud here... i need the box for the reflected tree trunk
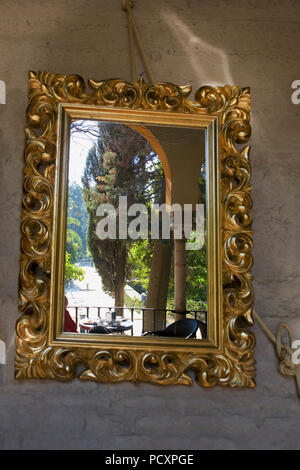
[115,242,126,315]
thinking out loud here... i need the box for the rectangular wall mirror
[63,117,208,339]
[16,73,254,387]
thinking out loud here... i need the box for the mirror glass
[63,119,207,339]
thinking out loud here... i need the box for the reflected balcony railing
[67,305,207,337]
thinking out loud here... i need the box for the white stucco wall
[0,0,300,449]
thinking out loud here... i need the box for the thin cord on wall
[122,0,156,83]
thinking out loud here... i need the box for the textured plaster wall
[0,0,300,450]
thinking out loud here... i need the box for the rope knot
[276,323,299,378]
[122,0,135,11]
[278,349,298,377]
[253,311,300,399]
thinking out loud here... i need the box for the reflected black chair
[198,320,207,339]
[88,325,112,334]
[143,318,199,339]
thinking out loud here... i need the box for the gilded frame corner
[16,71,254,387]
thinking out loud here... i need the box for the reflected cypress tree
[82,122,163,309]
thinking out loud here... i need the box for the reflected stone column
[174,236,186,321]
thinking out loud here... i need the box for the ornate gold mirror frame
[16,71,254,387]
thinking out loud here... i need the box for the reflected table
[79,318,133,334]
[98,318,133,334]
[79,319,97,333]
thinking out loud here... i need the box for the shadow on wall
[162,10,233,85]
[160,10,257,132]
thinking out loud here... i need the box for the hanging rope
[253,310,300,398]
[122,0,156,83]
